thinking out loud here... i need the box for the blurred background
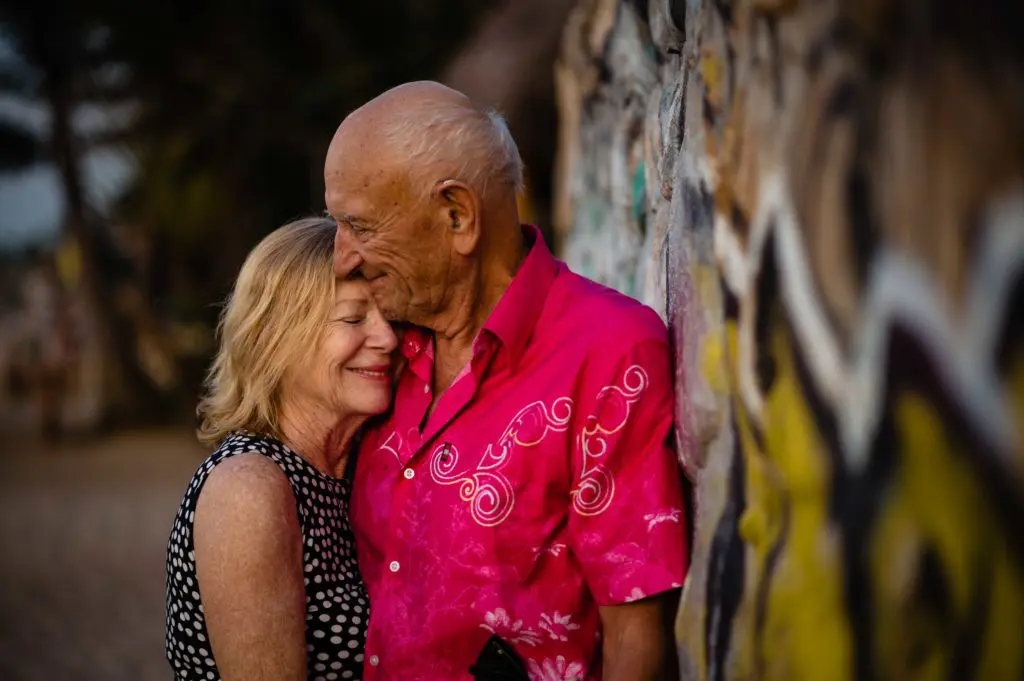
[6,0,1022,679]
[0,1,573,678]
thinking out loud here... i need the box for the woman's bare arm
[193,453,307,681]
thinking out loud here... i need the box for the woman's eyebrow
[332,296,370,308]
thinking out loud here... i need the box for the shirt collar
[482,224,559,370]
[399,225,559,370]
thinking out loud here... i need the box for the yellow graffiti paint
[700,329,729,398]
[723,321,759,681]
[700,55,724,104]
[755,323,853,681]
[867,395,1024,681]
[716,318,853,681]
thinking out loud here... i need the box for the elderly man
[325,81,687,681]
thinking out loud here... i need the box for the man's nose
[368,315,399,354]
[334,225,363,279]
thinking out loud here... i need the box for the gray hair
[382,103,525,197]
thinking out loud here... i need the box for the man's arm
[601,590,681,681]
[566,332,688,681]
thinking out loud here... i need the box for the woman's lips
[347,365,391,382]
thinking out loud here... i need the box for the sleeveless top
[165,431,369,681]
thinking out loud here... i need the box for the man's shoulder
[546,267,668,348]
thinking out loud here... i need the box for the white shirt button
[423,384,430,394]
[389,561,400,573]
[403,468,415,480]
[369,655,380,667]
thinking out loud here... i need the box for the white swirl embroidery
[430,397,573,526]
[532,543,567,560]
[571,365,649,516]
[378,430,404,465]
[644,508,682,531]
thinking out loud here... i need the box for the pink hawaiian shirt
[350,226,688,681]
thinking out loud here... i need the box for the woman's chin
[352,391,393,418]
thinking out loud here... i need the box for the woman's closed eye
[334,316,366,326]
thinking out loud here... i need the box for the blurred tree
[2,0,555,429]
[0,0,168,427]
[103,0,494,326]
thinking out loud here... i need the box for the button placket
[373,428,416,681]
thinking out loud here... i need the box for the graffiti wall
[553,0,1024,679]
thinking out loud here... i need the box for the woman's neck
[277,401,364,479]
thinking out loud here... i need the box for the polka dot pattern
[165,432,368,680]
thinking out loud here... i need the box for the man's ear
[436,180,480,256]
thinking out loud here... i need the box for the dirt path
[0,430,206,681]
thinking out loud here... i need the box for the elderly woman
[165,216,396,681]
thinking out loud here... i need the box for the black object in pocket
[469,634,530,681]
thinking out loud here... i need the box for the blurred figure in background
[165,217,397,681]
[13,258,80,442]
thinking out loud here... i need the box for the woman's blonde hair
[197,216,337,445]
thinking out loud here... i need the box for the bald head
[323,81,526,331]
[329,81,472,152]
[325,80,523,201]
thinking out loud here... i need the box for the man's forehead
[324,154,367,186]
[324,130,372,194]
[324,164,378,210]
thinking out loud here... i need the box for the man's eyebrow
[323,209,363,225]
[337,213,369,227]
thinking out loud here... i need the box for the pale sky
[0,35,134,251]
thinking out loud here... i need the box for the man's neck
[431,280,501,394]
[430,230,526,393]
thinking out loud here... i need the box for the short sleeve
[567,337,689,606]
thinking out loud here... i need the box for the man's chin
[372,294,412,323]
[380,307,402,322]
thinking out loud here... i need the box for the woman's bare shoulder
[194,453,298,547]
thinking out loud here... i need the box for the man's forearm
[600,591,680,681]
[603,626,666,681]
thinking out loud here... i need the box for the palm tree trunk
[28,4,139,427]
[45,76,126,426]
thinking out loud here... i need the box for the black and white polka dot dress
[165,431,369,681]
